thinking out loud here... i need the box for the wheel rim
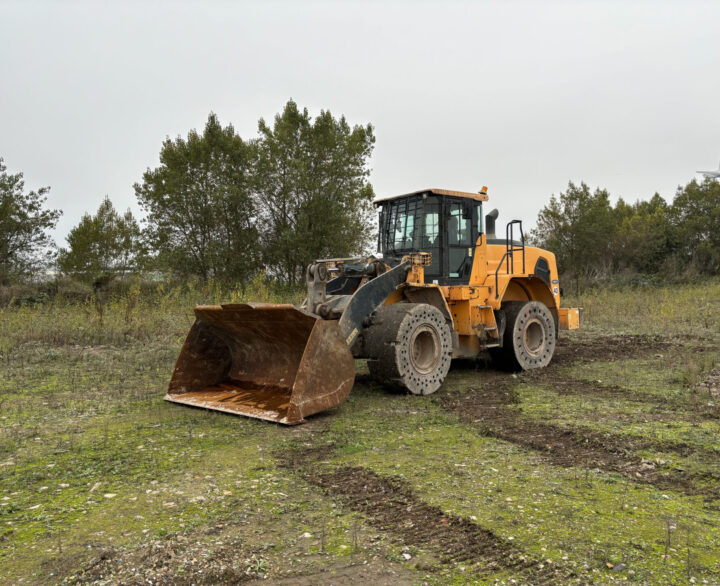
[409,326,440,374]
[523,318,546,356]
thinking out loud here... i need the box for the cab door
[443,198,474,284]
[420,195,443,282]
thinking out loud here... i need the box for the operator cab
[375,188,487,285]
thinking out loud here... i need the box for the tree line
[0,100,375,287]
[531,179,720,291]
[1,99,718,290]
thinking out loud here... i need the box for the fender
[401,284,454,326]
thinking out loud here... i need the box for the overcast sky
[1,0,719,244]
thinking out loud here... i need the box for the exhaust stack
[485,208,499,239]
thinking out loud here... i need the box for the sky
[1,0,719,245]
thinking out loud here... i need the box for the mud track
[441,358,720,501]
[521,371,720,422]
[286,446,579,584]
[550,334,672,366]
[546,335,720,418]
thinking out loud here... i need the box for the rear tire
[491,301,555,371]
[365,303,452,395]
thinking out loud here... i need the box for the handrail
[495,250,510,298]
[494,220,526,299]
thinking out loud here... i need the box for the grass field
[1,281,719,584]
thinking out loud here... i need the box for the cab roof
[374,188,489,204]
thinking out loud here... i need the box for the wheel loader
[165,187,581,424]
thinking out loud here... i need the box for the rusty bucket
[165,303,355,425]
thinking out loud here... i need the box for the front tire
[492,301,555,371]
[365,303,452,395]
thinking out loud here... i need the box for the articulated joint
[306,262,329,314]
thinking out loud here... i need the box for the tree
[614,194,672,274]
[254,100,376,284]
[0,157,61,284]
[531,181,616,292]
[670,178,720,274]
[57,196,145,280]
[135,113,258,283]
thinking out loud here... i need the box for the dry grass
[564,279,720,336]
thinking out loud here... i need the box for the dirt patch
[526,368,653,400]
[246,558,420,586]
[551,334,672,366]
[440,384,720,501]
[698,367,720,398]
[286,447,577,584]
[65,532,265,585]
[68,534,422,586]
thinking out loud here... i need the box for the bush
[0,285,39,307]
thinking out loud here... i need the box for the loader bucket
[165,303,355,425]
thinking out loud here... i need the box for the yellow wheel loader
[166,187,581,424]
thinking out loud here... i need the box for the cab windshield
[382,197,423,253]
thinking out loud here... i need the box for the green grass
[336,414,720,582]
[321,369,720,583]
[1,281,719,584]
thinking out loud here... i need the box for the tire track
[284,445,582,584]
[440,383,720,500]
